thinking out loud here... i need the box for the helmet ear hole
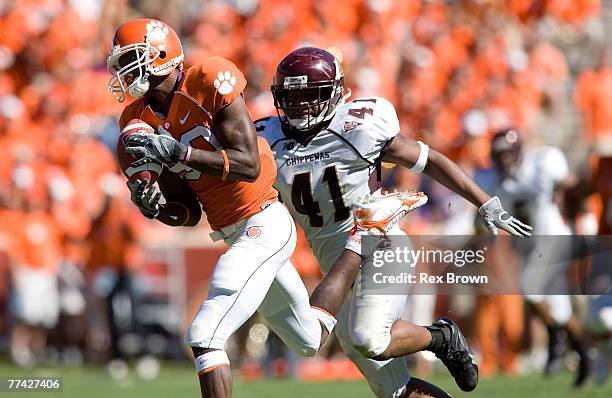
[159,51,167,59]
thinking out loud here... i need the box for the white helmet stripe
[121,123,152,134]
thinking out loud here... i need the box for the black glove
[127,179,161,219]
[125,126,187,167]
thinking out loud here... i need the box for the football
[116,119,162,185]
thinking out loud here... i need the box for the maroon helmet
[271,47,345,136]
[490,128,522,175]
[490,128,522,155]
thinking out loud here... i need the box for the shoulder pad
[181,58,247,117]
[255,116,285,148]
[328,97,400,163]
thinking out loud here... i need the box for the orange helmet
[107,18,184,102]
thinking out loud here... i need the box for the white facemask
[285,88,351,130]
[107,43,158,102]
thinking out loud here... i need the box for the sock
[567,333,588,361]
[546,325,565,357]
[425,324,450,352]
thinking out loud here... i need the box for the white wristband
[344,230,363,256]
[409,141,429,174]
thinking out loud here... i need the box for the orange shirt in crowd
[575,69,612,138]
[12,211,62,274]
[86,197,140,273]
[0,209,22,254]
[545,0,600,24]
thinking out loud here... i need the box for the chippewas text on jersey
[285,152,331,166]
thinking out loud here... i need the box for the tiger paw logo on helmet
[146,21,170,43]
[214,71,237,95]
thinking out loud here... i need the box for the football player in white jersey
[476,129,590,386]
[257,47,531,397]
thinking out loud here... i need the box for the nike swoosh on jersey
[179,110,190,124]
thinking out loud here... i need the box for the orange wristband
[220,149,230,181]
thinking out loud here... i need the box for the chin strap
[341,88,352,102]
[127,78,150,99]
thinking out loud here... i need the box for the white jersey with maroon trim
[257,96,400,241]
[500,146,570,235]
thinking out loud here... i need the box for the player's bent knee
[185,321,219,350]
[349,327,391,359]
[299,344,319,358]
[286,306,333,357]
[185,300,231,350]
[284,329,321,358]
[191,348,230,376]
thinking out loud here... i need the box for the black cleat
[574,351,591,388]
[427,317,479,392]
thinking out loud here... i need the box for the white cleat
[352,190,428,235]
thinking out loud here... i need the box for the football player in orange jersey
[107,19,337,398]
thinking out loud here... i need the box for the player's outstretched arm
[382,135,531,237]
[383,135,489,207]
[184,96,261,182]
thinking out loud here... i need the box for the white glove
[479,196,532,238]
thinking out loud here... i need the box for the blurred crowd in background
[0,0,610,385]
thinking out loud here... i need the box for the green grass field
[1,362,610,398]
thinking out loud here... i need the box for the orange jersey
[86,198,138,272]
[119,56,278,230]
[10,211,62,273]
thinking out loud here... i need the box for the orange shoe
[352,190,428,236]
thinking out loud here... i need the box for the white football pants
[310,225,412,398]
[185,202,322,357]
